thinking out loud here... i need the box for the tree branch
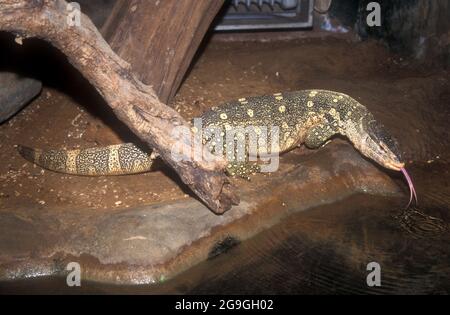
[0,0,239,213]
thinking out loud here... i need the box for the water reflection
[2,180,449,294]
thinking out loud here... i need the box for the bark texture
[102,0,225,104]
[0,0,238,213]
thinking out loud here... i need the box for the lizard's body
[18,90,405,178]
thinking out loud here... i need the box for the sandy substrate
[0,36,448,213]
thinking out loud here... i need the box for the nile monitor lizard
[18,89,417,204]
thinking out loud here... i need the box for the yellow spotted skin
[18,143,153,176]
[200,90,370,178]
[18,90,371,177]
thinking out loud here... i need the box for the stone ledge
[0,141,401,284]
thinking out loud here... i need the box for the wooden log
[0,0,238,214]
[102,0,225,104]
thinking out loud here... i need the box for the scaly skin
[18,143,153,176]
[18,90,404,177]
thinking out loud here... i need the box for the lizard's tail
[17,145,41,165]
[17,143,155,176]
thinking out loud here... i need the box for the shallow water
[2,162,449,294]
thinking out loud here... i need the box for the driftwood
[0,0,238,214]
[102,0,225,104]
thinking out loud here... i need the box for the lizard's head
[360,114,404,171]
[343,111,417,207]
[342,106,405,171]
[345,112,404,171]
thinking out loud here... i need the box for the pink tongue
[400,167,418,208]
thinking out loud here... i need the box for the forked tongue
[400,167,418,208]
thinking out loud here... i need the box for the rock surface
[0,72,42,123]
[0,141,401,284]
[356,0,450,66]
